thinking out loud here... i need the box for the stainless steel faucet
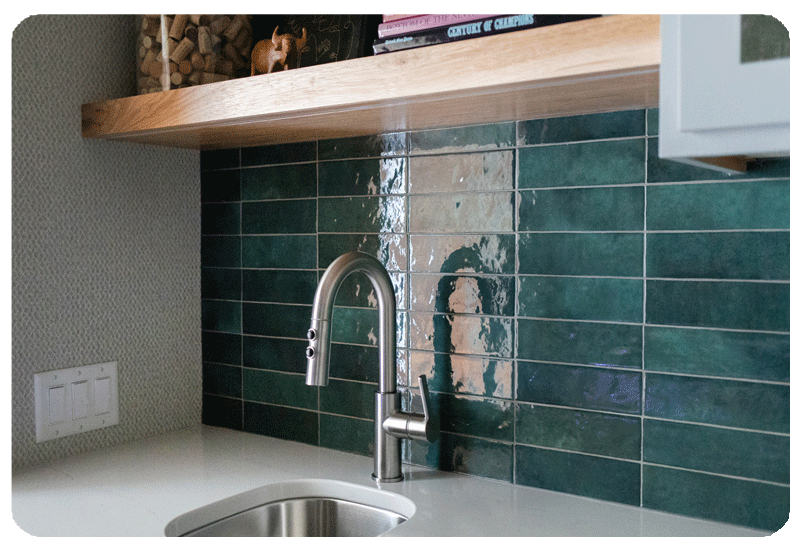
[305,252,438,482]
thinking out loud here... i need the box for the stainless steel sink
[165,479,415,537]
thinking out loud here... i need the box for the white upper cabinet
[659,15,789,173]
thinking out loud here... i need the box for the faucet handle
[406,375,439,443]
[418,375,431,420]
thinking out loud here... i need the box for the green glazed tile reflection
[643,418,789,483]
[644,326,789,382]
[517,319,642,369]
[320,379,376,419]
[409,122,514,153]
[430,392,514,441]
[518,139,645,188]
[320,414,374,456]
[410,313,513,358]
[318,233,407,271]
[242,303,312,339]
[409,192,514,233]
[202,299,241,333]
[409,151,514,193]
[518,110,645,145]
[644,373,789,432]
[242,269,317,304]
[202,203,240,235]
[646,280,789,331]
[646,180,789,230]
[243,335,307,374]
[516,404,641,460]
[328,343,380,384]
[241,235,316,269]
[240,163,316,200]
[319,132,406,160]
[327,270,406,310]
[319,196,405,233]
[410,273,514,316]
[518,276,643,323]
[409,432,513,482]
[516,445,640,506]
[331,307,407,349]
[642,465,789,532]
[243,401,318,446]
[241,199,316,234]
[647,232,789,280]
[319,157,406,196]
[518,187,644,231]
[409,234,515,274]
[516,360,642,414]
[518,233,643,277]
[243,369,317,410]
[410,350,512,399]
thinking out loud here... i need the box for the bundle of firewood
[137,14,253,93]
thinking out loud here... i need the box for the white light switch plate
[34,362,119,442]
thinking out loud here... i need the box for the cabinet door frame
[659,14,789,169]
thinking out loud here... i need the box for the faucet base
[372,473,404,483]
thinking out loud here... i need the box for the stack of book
[373,14,600,54]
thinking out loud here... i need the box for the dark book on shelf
[373,14,600,54]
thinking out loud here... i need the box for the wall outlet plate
[34,362,119,442]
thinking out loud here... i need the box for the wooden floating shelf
[81,14,661,150]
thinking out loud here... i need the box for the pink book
[378,14,501,38]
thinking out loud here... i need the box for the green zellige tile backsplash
[200,109,789,532]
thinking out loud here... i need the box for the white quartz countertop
[11,425,769,537]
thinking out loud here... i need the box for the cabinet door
[659,15,789,172]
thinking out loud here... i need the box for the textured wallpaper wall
[12,15,201,470]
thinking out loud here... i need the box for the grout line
[641,120,649,508]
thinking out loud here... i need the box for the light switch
[95,377,111,414]
[48,386,65,424]
[72,381,88,419]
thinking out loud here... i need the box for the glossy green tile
[201,149,239,170]
[410,274,514,316]
[319,132,406,160]
[243,401,318,445]
[642,465,789,532]
[409,432,513,482]
[518,233,643,277]
[242,269,316,304]
[409,122,514,153]
[202,394,242,430]
[202,331,241,365]
[319,157,405,196]
[202,169,240,202]
[647,138,790,183]
[409,151,514,193]
[240,163,316,200]
[431,392,514,441]
[241,199,316,234]
[202,299,241,333]
[518,110,645,145]
[243,335,306,374]
[643,418,789,483]
[242,303,312,339]
[516,404,640,460]
[518,187,644,231]
[203,363,242,398]
[409,192,514,233]
[410,313,513,358]
[202,235,241,268]
[325,270,405,310]
[241,235,316,269]
[644,373,789,432]
[647,232,789,280]
[328,343,380,384]
[202,267,241,300]
[241,141,316,166]
[318,196,405,233]
[646,180,789,230]
[329,307,407,349]
[319,414,374,456]
[518,276,643,323]
[516,361,642,414]
[409,234,515,274]
[644,326,789,382]
[517,320,642,369]
[243,369,317,409]
[318,233,407,272]
[646,108,659,136]
[320,379,376,419]
[518,138,645,188]
[516,445,640,506]
[410,350,512,399]
[646,280,789,331]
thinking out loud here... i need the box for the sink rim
[164,478,416,537]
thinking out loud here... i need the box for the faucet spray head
[305,319,330,386]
